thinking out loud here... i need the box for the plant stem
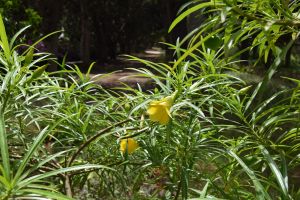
[64,119,132,197]
[67,118,131,167]
[174,180,182,200]
[64,174,73,197]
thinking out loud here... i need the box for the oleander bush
[1,0,300,199]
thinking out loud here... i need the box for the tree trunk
[33,0,62,71]
[80,0,91,67]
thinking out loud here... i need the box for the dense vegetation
[0,0,300,199]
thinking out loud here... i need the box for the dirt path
[86,47,165,90]
[89,71,154,89]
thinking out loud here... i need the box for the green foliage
[0,0,42,40]
[1,1,300,199]
[158,0,300,199]
[172,0,300,68]
[0,14,119,199]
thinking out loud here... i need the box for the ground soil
[79,48,166,90]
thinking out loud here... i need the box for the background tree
[0,0,42,40]
[0,0,189,68]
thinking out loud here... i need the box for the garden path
[86,47,165,89]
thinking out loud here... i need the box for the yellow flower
[147,96,173,125]
[120,138,139,154]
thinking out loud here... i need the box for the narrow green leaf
[168,2,218,33]
[280,151,288,195]
[246,36,297,111]
[9,25,31,49]
[24,149,73,178]
[21,30,62,56]
[173,28,224,69]
[24,48,34,67]
[200,180,210,198]
[12,126,50,186]
[86,62,96,77]
[19,188,74,200]
[26,65,47,84]
[0,174,10,188]
[0,107,10,182]
[13,117,66,186]
[18,164,113,188]
[0,14,10,62]
[259,146,290,198]
[228,150,272,200]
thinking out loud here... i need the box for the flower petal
[120,138,139,154]
[147,96,173,125]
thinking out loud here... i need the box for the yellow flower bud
[120,138,139,154]
[147,96,173,125]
